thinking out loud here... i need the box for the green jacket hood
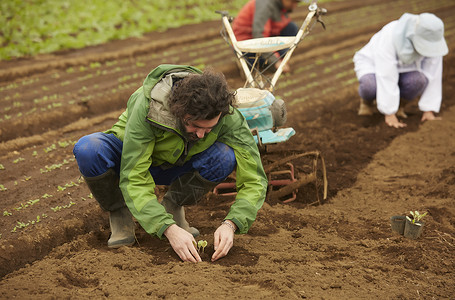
[143,65,202,129]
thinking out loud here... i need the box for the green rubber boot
[107,207,136,248]
[83,169,136,248]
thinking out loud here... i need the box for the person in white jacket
[353,13,448,128]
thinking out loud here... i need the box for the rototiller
[214,0,328,205]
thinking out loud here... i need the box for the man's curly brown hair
[168,69,236,121]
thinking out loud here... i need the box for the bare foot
[421,111,442,122]
[385,114,407,128]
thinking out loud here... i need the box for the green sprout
[58,141,70,148]
[406,211,428,225]
[197,240,208,253]
[51,206,62,212]
[16,221,28,229]
[44,144,56,153]
[27,199,40,205]
[10,214,48,233]
[15,203,29,211]
[192,240,208,254]
[13,157,25,163]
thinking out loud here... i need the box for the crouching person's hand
[212,220,236,262]
[164,224,201,263]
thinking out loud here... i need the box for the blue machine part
[236,88,275,132]
[252,128,296,144]
[235,88,295,145]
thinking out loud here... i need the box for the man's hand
[211,220,236,262]
[164,224,201,263]
[421,111,442,122]
[385,114,407,128]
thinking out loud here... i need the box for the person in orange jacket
[232,0,302,73]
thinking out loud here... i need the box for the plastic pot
[403,218,424,239]
[390,215,406,235]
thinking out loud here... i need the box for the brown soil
[1,0,455,298]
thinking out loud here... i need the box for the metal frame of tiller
[216,0,326,92]
[214,1,328,204]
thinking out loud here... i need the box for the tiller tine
[213,151,328,205]
[265,151,328,205]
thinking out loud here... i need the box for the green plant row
[0,0,247,60]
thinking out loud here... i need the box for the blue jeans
[73,132,236,184]
[358,71,429,102]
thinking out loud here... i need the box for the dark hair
[168,68,236,121]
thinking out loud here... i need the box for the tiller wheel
[213,151,328,205]
[264,151,327,204]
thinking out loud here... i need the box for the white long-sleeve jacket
[353,20,443,116]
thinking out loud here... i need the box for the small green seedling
[406,211,427,226]
[197,240,208,253]
[193,240,208,254]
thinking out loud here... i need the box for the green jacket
[106,64,267,238]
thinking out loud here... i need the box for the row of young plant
[277,48,354,90]
[2,177,93,236]
[0,60,128,95]
[274,47,356,104]
[321,0,448,32]
[0,40,234,126]
[0,139,77,192]
[3,82,113,126]
[0,139,95,238]
[282,65,356,102]
[0,31,223,107]
[287,76,357,106]
[0,105,117,238]
[0,60,145,124]
[0,0,248,60]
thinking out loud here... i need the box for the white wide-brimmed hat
[412,13,448,57]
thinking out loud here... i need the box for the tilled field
[1,0,455,298]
